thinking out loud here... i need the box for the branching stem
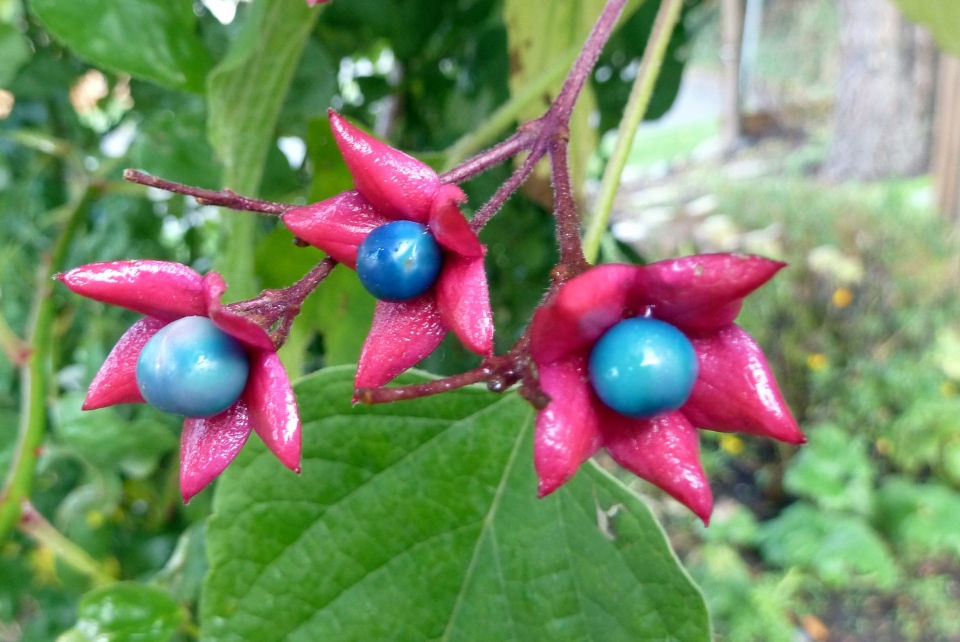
[114,0,674,410]
[227,258,338,349]
[549,138,590,274]
[123,170,295,215]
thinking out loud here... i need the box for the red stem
[439,130,535,185]
[120,0,631,408]
[468,141,547,233]
[227,258,337,348]
[549,138,589,274]
[123,170,295,215]
[548,0,628,122]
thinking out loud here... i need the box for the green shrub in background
[684,177,960,641]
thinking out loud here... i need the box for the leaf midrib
[439,404,533,642]
[227,393,525,641]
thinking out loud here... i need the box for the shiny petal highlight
[57,260,206,321]
[180,401,253,502]
[244,350,301,472]
[355,295,447,390]
[602,410,713,525]
[636,254,785,332]
[281,191,388,269]
[682,324,805,444]
[329,110,438,223]
[534,354,603,497]
[203,273,275,351]
[83,316,166,410]
[436,254,494,356]
[428,185,483,258]
[530,263,638,364]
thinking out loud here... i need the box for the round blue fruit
[136,316,250,418]
[355,221,443,301]
[588,317,699,418]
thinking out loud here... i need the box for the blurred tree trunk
[720,0,743,150]
[932,54,960,220]
[823,0,937,180]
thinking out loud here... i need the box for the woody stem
[123,170,294,215]
[549,137,590,274]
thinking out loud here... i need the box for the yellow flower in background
[876,438,893,457]
[807,353,828,371]
[719,435,745,455]
[29,546,60,587]
[832,287,852,308]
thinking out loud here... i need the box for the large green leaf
[892,0,960,58]
[207,0,322,301]
[30,0,212,92]
[202,367,709,641]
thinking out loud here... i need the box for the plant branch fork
[120,0,664,408]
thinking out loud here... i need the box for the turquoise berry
[136,316,250,418]
[355,220,442,301]
[588,317,699,418]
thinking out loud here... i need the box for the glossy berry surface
[355,221,442,301]
[136,316,250,418]
[588,317,699,418]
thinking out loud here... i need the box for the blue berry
[136,316,250,418]
[355,221,442,301]
[588,317,699,418]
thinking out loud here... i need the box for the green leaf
[311,268,375,366]
[30,0,212,92]
[202,367,709,641]
[758,503,898,588]
[57,582,183,642]
[306,116,355,203]
[207,0,323,301]
[892,0,960,58]
[53,393,178,477]
[0,23,29,88]
[783,423,876,513]
[129,103,221,190]
[875,477,960,559]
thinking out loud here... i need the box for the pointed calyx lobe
[529,254,802,524]
[281,111,494,390]
[58,260,302,501]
